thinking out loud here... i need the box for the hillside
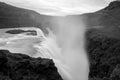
[0,2,53,34]
[0,50,63,80]
[85,1,120,80]
[84,1,120,39]
[0,1,120,80]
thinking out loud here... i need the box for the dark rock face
[111,64,120,80]
[5,29,37,35]
[84,1,120,80]
[1,1,120,80]
[86,29,120,80]
[104,1,120,10]
[0,50,63,80]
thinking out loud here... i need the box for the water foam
[0,27,89,80]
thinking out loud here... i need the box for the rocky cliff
[85,1,120,80]
[0,50,63,80]
[0,1,120,80]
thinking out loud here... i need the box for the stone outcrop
[0,50,63,80]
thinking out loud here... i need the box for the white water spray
[0,0,90,80]
[4,27,88,80]
[50,16,89,80]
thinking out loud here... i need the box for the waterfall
[0,26,89,80]
[0,0,91,79]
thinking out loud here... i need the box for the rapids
[0,0,94,79]
[0,27,89,80]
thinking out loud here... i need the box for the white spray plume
[53,16,89,80]
[0,0,108,80]
[0,26,89,80]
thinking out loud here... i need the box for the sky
[0,0,115,15]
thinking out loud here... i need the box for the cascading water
[52,16,89,80]
[0,0,91,80]
[0,22,89,80]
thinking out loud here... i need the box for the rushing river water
[0,0,93,79]
[0,24,89,80]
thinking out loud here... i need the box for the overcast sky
[0,0,116,15]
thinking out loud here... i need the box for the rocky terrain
[86,29,120,80]
[0,1,120,80]
[0,50,63,80]
[85,1,120,80]
[5,29,37,35]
